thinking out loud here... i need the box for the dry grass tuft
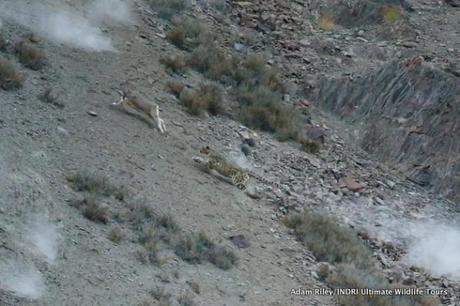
[70,195,110,224]
[149,286,171,303]
[174,232,237,270]
[179,83,224,116]
[186,45,234,80]
[284,211,439,305]
[327,264,439,306]
[299,138,320,154]
[0,57,24,90]
[283,212,374,268]
[147,0,188,20]
[108,227,124,244]
[166,80,185,97]
[14,41,46,70]
[160,54,187,73]
[177,291,196,306]
[237,86,301,141]
[67,170,127,201]
[166,17,210,50]
[382,5,402,24]
[318,14,335,31]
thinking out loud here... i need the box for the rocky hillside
[0,0,459,306]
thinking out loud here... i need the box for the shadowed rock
[310,59,460,201]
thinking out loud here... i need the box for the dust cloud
[0,0,135,51]
[87,0,135,25]
[25,213,60,264]
[0,260,46,299]
[403,222,460,281]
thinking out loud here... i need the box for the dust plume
[0,0,135,51]
[41,10,115,51]
[403,222,460,281]
[0,260,45,299]
[87,0,135,25]
[24,213,60,264]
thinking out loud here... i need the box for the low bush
[180,83,224,116]
[67,170,127,201]
[174,232,237,270]
[0,57,24,90]
[160,54,187,73]
[14,41,46,70]
[147,0,188,20]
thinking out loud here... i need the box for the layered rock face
[311,59,460,201]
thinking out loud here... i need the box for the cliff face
[311,60,460,201]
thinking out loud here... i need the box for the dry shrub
[166,80,185,97]
[300,138,320,154]
[318,14,335,31]
[233,54,286,95]
[147,0,188,20]
[179,83,224,116]
[283,212,374,268]
[327,264,439,306]
[166,17,210,50]
[382,5,402,24]
[177,291,196,306]
[160,54,187,73]
[173,232,237,270]
[108,227,124,244]
[237,85,301,141]
[67,170,127,201]
[14,41,46,70]
[0,57,24,90]
[186,44,234,80]
[74,195,110,224]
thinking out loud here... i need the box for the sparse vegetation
[70,194,110,224]
[174,232,237,270]
[149,286,171,303]
[157,214,180,234]
[166,80,185,97]
[233,54,285,92]
[138,226,160,264]
[166,17,210,50]
[108,227,124,244]
[239,94,302,141]
[147,0,188,20]
[0,57,24,90]
[186,44,234,80]
[284,212,438,306]
[179,83,224,116]
[160,54,187,73]
[186,280,200,295]
[382,5,402,24]
[300,138,320,154]
[318,14,335,31]
[327,264,438,306]
[122,199,157,227]
[177,291,196,306]
[67,170,127,201]
[14,41,46,70]
[284,212,374,268]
